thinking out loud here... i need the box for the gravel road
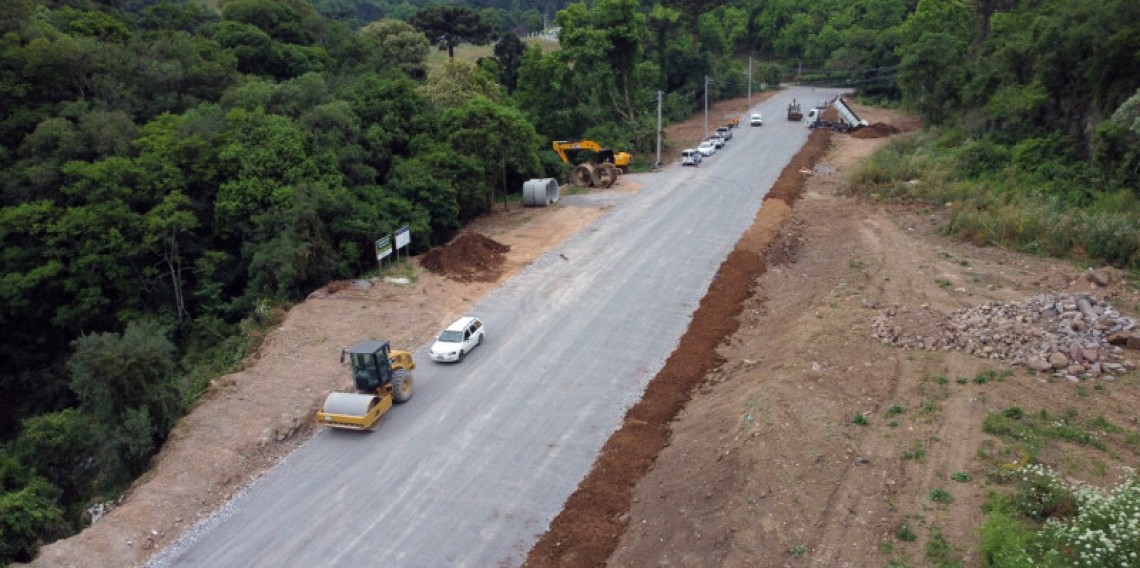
[153,86,843,568]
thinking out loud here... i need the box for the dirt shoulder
[531,103,1140,568]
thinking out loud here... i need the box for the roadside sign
[394,226,411,249]
[376,236,392,260]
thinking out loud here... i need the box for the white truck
[807,96,869,132]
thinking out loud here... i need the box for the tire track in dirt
[523,129,833,568]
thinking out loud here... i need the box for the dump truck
[552,140,631,188]
[807,96,869,132]
[787,100,803,121]
[316,340,414,431]
[833,96,869,131]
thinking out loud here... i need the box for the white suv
[680,148,702,166]
[429,316,484,362]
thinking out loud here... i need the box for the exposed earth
[26,99,1140,568]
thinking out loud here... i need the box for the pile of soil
[419,232,511,282]
[850,122,901,138]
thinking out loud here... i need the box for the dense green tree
[492,33,525,92]
[360,18,430,78]
[0,477,66,563]
[221,0,317,45]
[419,59,503,108]
[9,409,97,506]
[68,320,183,483]
[441,96,541,210]
[897,32,967,124]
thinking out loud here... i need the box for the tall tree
[493,33,525,93]
[409,5,495,59]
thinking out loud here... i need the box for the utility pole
[704,75,710,137]
[655,90,663,167]
[747,55,753,110]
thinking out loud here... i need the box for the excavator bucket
[316,392,391,431]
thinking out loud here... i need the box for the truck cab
[806,108,821,127]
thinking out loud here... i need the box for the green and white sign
[376,235,393,260]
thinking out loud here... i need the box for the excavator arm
[552,140,604,164]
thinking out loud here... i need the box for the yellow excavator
[316,340,414,431]
[552,140,632,188]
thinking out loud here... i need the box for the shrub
[1035,470,1140,566]
[1011,464,1077,521]
[929,488,955,504]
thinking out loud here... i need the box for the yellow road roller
[316,340,414,431]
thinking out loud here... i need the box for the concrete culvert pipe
[522,178,560,206]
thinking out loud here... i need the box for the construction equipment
[316,340,414,431]
[552,140,632,188]
[807,96,869,133]
[787,100,803,121]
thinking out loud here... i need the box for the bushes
[980,467,1140,567]
[848,128,1140,269]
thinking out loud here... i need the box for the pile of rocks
[872,293,1138,381]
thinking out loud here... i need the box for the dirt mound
[419,232,511,282]
[850,122,901,138]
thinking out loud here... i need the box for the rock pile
[873,293,1139,381]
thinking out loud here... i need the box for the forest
[1,0,1137,563]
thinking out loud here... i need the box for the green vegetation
[853,413,871,426]
[928,488,954,504]
[902,439,925,461]
[850,0,1140,269]
[980,467,1140,567]
[925,528,962,567]
[950,471,971,483]
[896,523,918,542]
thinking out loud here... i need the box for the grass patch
[928,488,954,504]
[903,439,925,461]
[950,471,971,482]
[887,405,906,416]
[853,413,871,426]
[896,523,918,542]
[925,528,962,567]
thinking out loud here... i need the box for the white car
[697,140,717,156]
[706,135,725,148]
[750,113,763,126]
[715,126,733,140]
[680,148,702,166]
[429,316,484,362]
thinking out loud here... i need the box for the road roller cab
[317,340,415,431]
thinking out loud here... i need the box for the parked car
[716,126,733,140]
[706,135,725,149]
[696,140,717,156]
[680,148,702,166]
[750,113,763,126]
[429,316,484,362]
